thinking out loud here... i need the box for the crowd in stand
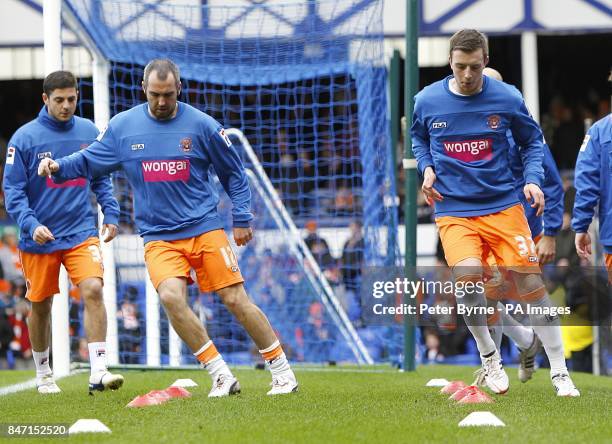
[0,227,31,369]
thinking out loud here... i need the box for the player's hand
[100,224,118,242]
[421,167,443,206]
[233,226,253,246]
[575,232,592,260]
[38,158,60,177]
[523,183,544,217]
[536,235,556,264]
[33,225,55,245]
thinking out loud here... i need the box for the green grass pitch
[0,365,610,443]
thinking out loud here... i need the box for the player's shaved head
[143,58,181,89]
[483,67,503,81]
[142,58,182,120]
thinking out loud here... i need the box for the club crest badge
[180,137,192,152]
[487,115,501,130]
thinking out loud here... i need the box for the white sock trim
[259,340,280,354]
[193,340,213,357]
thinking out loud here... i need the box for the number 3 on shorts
[514,235,536,257]
[89,245,102,263]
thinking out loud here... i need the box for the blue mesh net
[70,0,401,364]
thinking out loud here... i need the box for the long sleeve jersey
[571,114,612,253]
[509,140,564,238]
[411,75,544,217]
[3,106,119,253]
[53,102,252,243]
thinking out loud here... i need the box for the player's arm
[90,175,120,242]
[535,144,564,263]
[207,127,253,246]
[511,98,545,216]
[541,144,564,236]
[2,143,45,239]
[571,128,601,259]
[410,97,442,204]
[38,126,122,182]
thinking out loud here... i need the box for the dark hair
[143,58,181,88]
[449,29,488,58]
[43,70,78,96]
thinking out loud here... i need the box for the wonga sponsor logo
[142,160,190,182]
[442,138,493,162]
[46,176,87,189]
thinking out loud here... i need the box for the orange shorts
[20,237,104,302]
[436,204,540,273]
[605,254,612,283]
[484,232,543,275]
[144,229,244,292]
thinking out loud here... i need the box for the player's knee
[30,298,53,317]
[217,284,249,314]
[511,272,544,297]
[80,278,104,303]
[485,282,504,301]
[158,288,186,312]
[453,258,482,281]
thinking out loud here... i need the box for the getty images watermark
[360,266,611,326]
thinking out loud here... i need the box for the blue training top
[3,106,119,253]
[572,114,612,252]
[411,75,544,218]
[53,102,253,244]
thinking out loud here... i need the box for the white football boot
[208,373,241,398]
[479,351,509,394]
[551,373,580,397]
[37,373,61,394]
[267,370,298,396]
[88,371,124,393]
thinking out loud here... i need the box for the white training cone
[171,378,199,388]
[426,378,450,387]
[458,411,505,427]
[69,419,111,434]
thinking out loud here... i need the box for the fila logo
[432,121,447,129]
[131,143,145,151]
[37,152,52,159]
[219,246,239,271]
